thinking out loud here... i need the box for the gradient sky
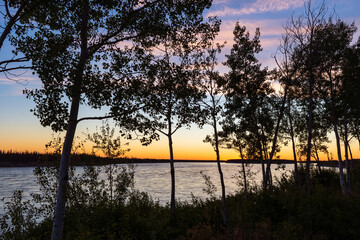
[1,0,360,160]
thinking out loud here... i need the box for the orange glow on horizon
[2,138,359,161]
[1,116,359,161]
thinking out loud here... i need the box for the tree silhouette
[86,120,130,201]
[199,40,228,226]
[271,31,302,186]
[311,18,356,195]
[341,38,360,191]
[124,18,219,214]
[13,1,213,238]
[222,23,273,188]
[316,20,358,194]
[284,0,328,194]
[0,0,46,76]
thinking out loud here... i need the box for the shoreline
[1,150,356,167]
[1,157,354,168]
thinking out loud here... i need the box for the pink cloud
[213,0,230,4]
[208,0,306,17]
[214,19,285,43]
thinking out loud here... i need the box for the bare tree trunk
[313,140,322,172]
[253,115,266,188]
[333,121,347,195]
[51,1,89,239]
[212,112,227,227]
[239,146,248,198]
[348,143,353,160]
[288,106,299,186]
[260,122,271,187]
[167,116,176,214]
[258,140,266,188]
[328,69,347,195]
[354,119,360,150]
[51,99,80,240]
[266,81,289,187]
[344,116,351,194]
[110,165,113,201]
[305,75,313,195]
[348,141,354,170]
[241,164,248,198]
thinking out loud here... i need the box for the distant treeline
[0,150,157,167]
[0,150,223,167]
[227,159,360,167]
[2,150,358,167]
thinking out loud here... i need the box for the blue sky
[1,0,359,160]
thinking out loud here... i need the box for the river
[0,162,293,215]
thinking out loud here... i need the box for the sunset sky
[1,0,360,160]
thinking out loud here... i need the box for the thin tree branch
[157,128,167,136]
[77,115,114,123]
[0,66,32,74]
[4,0,12,18]
[171,124,182,135]
[0,57,28,65]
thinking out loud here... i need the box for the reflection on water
[0,162,292,214]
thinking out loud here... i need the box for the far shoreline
[1,150,355,168]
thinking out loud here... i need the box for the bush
[1,165,360,239]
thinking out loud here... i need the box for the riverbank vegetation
[1,163,360,240]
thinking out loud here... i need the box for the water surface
[0,162,292,215]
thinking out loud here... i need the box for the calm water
[0,162,292,215]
